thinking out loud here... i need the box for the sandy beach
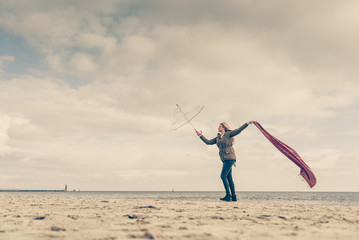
[0,195,358,240]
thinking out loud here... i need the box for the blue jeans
[221,160,236,196]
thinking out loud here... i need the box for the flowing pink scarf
[253,121,317,188]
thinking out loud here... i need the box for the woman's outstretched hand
[247,121,255,125]
[195,129,202,136]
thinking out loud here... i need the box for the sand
[0,195,358,240]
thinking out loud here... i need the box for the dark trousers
[220,160,236,196]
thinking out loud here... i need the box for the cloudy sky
[0,0,358,192]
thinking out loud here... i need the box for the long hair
[220,122,232,131]
[220,122,234,144]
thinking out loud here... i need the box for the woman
[195,121,254,201]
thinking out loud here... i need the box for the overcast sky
[0,0,358,191]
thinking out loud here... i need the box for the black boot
[220,194,231,201]
[231,194,237,202]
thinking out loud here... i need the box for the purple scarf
[253,121,317,188]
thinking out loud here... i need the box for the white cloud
[68,53,98,75]
[0,56,14,75]
[0,112,12,155]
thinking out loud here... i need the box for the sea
[1,191,358,205]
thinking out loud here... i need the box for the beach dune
[0,195,358,239]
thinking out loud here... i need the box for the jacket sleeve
[229,123,249,137]
[200,135,217,145]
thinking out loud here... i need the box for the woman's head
[218,122,231,134]
[218,122,234,143]
[220,122,232,132]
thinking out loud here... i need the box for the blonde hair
[220,122,234,144]
[220,122,232,131]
